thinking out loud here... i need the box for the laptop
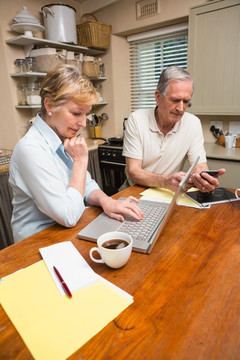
[78,156,199,254]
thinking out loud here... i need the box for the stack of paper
[140,187,209,209]
[0,242,133,360]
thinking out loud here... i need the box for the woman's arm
[64,136,88,197]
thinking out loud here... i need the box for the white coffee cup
[224,135,235,149]
[89,232,133,269]
[235,188,240,199]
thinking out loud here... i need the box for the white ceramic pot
[41,4,77,44]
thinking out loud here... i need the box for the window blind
[129,29,188,111]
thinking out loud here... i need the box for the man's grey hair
[157,66,193,96]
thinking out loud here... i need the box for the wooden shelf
[94,102,108,106]
[15,103,108,109]
[7,36,107,111]
[11,75,107,80]
[15,105,41,109]
[89,77,107,81]
[11,72,46,78]
[6,36,104,56]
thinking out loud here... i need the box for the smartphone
[200,170,219,178]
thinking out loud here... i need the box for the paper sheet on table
[140,187,209,209]
[39,241,131,298]
[0,259,133,360]
[39,241,98,296]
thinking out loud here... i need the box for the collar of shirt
[34,114,73,169]
[34,113,62,154]
[149,107,181,135]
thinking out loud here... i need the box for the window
[128,25,188,111]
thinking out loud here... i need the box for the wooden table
[0,185,240,360]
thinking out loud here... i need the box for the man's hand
[191,168,226,192]
[164,172,187,192]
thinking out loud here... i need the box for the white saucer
[11,23,45,37]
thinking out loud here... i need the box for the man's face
[155,79,193,125]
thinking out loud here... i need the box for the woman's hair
[40,64,99,116]
[157,66,193,96]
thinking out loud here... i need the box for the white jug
[41,4,77,44]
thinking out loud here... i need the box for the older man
[123,66,225,192]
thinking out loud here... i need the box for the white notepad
[39,241,133,299]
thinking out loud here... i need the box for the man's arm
[126,157,187,192]
[127,158,226,193]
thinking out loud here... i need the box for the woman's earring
[48,111,52,116]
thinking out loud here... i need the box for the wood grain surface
[0,185,240,360]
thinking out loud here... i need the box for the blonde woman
[9,65,142,243]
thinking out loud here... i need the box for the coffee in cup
[89,232,133,269]
[102,239,129,250]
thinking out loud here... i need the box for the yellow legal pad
[140,187,203,208]
[0,260,133,360]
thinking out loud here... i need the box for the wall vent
[136,0,159,20]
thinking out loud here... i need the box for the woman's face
[45,99,91,141]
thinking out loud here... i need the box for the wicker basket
[77,13,112,49]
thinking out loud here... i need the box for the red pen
[53,266,72,298]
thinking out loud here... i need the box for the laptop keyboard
[117,200,168,244]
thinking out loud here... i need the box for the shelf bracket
[23,43,34,57]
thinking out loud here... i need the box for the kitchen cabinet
[206,158,239,189]
[0,171,14,249]
[88,148,103,189]
[188,0,240,115]
[6,36,108,109]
